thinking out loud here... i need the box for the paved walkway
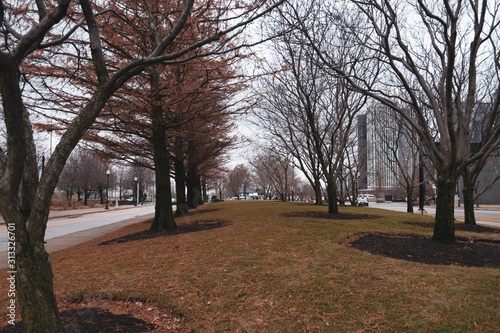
[0,204,138,224]
[0,205,154,269]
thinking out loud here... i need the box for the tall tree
[289,0,500,242]
[0,0,284,330]
[84,49,242,224]
[250,148,296,201]
[79,1,243,230]
[256,5,368,213]
[228,164,250,198]
[461,102,500,224]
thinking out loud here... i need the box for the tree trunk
[186,157,203,208]
[406,189,414,213]
[314,180,323,205]
[150,70,175,231]
[462,172,477,225]
[151,135,176,231]
[433,170,456,243]
[16,223,62,332]
[195,174,204,206]
[174,136,189,216]
[326,180,339,214]
[202,177,208,203]
[66,191,72,207]
[1,59,63,327]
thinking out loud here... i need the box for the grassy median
[2,200,499,332]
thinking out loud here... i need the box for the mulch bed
[345,233,500,268]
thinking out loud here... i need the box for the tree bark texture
[186,151,203,208]
[433,170,456,243]
[326,181,339,214]
[186,169,203,208]
[314,181,323,206]
[406,190,414,213]
[151,130,176,231]
[1,54,63,332]
[462,173,477,225]
[16,225,62,332]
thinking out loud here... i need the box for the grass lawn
[1,201,499,332]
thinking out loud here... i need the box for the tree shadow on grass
[283,211,382,221]
[99,219,231,246]
[346,233,500,268]
[0,308,156,333]
[184,207,221,215]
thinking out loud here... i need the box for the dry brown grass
[1,201,499,332]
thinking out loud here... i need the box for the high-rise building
[358,102,500,204]
[357,104,416,199]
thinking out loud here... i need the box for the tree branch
[14,0,71,60]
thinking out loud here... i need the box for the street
[371,202,500,227]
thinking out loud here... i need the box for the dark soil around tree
[346,233,500,268]
[285,211,500,268]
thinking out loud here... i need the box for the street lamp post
[105,169,110,210]
[137,179,140,205]
[134,177,138,206]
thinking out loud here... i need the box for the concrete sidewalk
[0,208,154,269]
[0,203,140,224]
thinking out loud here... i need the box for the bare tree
[251,158,275,200]
[0,0,284,330]
[462,102,500,224]
[206,169,229,200]
[227,164,250,198]
[256,3,368,213]
[250,148,296,201]
[57,152,81,207]
[291,0,500,242]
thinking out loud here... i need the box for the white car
[357,196,369,206]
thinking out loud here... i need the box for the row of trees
[36,0,248,231]
[56,149,154,206]
[252,0,499,243]
[0,0,284,331]
[211,158,314,202]
[1,0,499,330]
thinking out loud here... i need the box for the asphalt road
[0,205,155,268]
[370,202,500,227]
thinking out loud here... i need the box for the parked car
[362,194,376,201]
[357,196,369,206]
[211,196,224,202]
